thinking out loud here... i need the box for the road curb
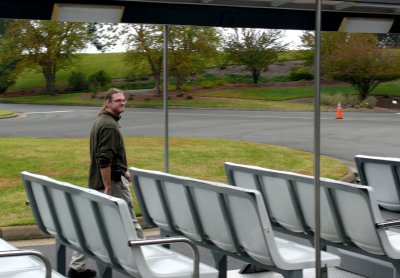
[0,113,19,119]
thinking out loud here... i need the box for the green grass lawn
[0,136,348,227]
[11,53,129,89]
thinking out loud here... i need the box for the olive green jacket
[88,111,128,190]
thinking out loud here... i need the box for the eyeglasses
[111,99,127,104]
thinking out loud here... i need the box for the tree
[0,19,23,93]
[224,28,288,84]
[322,33,400,100]
[125,24,164,95]
[7,20,92,95]
[168,26,220,90]
[124,24,220,94]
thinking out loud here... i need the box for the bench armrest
[129,237,199,278]
[0,249,52,278]
[375,219,400,229]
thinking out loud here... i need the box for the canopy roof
[0,0,400,32]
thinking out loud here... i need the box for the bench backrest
[130,167,341,271]
[21,171,142,277]
[225,162,340,242]
[224,162,400,258]
[355,155,400,211]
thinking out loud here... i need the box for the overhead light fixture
[52,4,124,23]
[339,17,394,33]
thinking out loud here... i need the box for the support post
[163,24,169,173]
[314,0,324,277]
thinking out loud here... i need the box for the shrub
[0,59,20,94]
[186,95,193,100]
[200,80,215,89]
[269,75,291,82]
[180,84,192,92]
[117,80,155,90]
[346,95,360,107]
[289,68,314,81]
[321,93,345,106]
[214,78,227,86]
[68,71,88,91]
[360,96,377,109]
[88,70,112,91]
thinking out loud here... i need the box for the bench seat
[355,154,400,211]
[0,237,65,278]
[21,171,218,278]
[130,167,340,278]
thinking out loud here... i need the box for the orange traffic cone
[336,101,343,119]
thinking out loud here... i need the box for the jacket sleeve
[95,127,118,168]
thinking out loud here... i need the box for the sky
[285,30,304,49]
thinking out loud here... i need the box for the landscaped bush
[88,70,112,91]
[346,95,360,107]
[269,75,291,82]
[180,84,192,91]
[117,80,155,90]
[321,93,345,106]
[360,96,377,109]
[200,80,215,89]
[68,71,88,91]
[289,68,313,81]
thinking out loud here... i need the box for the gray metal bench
[21,171,218,278]
[225,162,400,278]
[355,154,400,212]
[0,237,65,278]
[130,167,340,278]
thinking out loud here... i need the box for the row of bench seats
[130,167,340,278]
[19,153,399,277]
[21,171,219,278]
[224,160,400,277]
[130,154,400,278]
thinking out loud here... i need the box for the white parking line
[24,111,73,115]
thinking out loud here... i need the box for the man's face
[107,92,126,116]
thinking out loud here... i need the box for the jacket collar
[103,111,121,122]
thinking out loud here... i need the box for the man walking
[68,88,143,278]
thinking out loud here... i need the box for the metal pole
[314,0,323,277]
[163,25,169,173]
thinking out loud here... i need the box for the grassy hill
[11,53,129,89]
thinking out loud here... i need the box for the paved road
[1,103,400,164]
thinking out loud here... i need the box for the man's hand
[104,185,112,195]
[124,171,131,182]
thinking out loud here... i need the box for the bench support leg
[160,229,171,249]
[239,263,271,274]
[97,262,112,278]
[393,262,400,278]
[286,270,302,278]
[211,252,227,278]
[55,241,66,275]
